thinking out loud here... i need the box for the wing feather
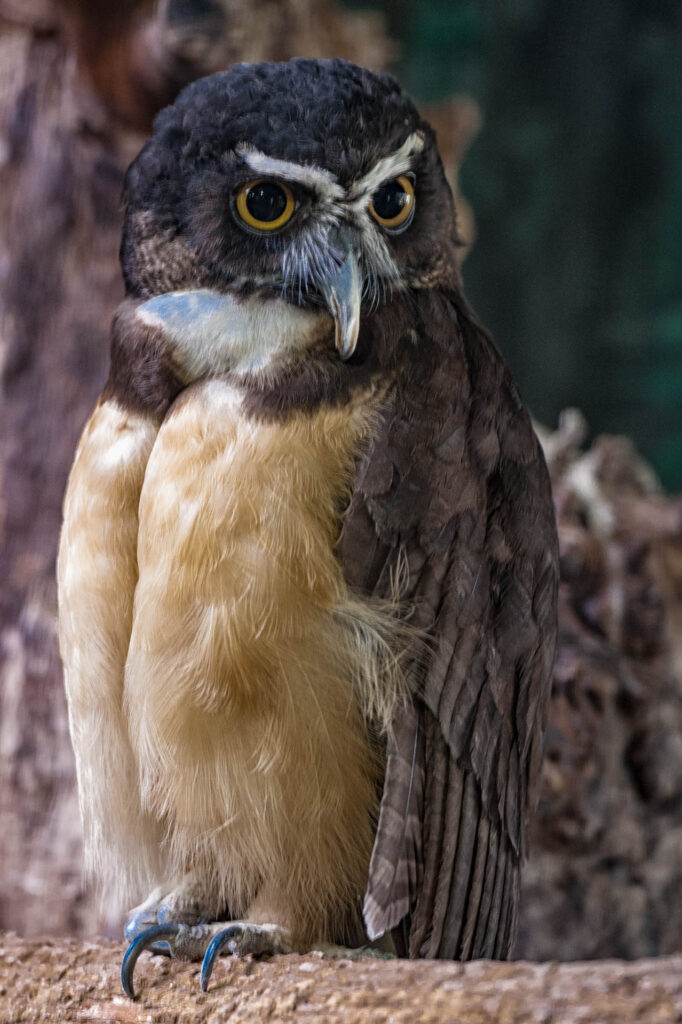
[363,702,424,943]
[415,717,461,955]
[342,289,558,959]
[470,804,499,955]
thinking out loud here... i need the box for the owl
[57,59,558,998]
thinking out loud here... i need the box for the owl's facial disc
[227,136,424,358]
[124,100,440,374]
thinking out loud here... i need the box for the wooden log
[2,933,682,1024]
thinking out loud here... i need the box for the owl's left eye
[235,179,296,232]
[369,175,415,232]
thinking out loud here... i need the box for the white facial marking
[344,131,425,292]
[149,134,425,335]
[236,144,345,204]
[137,290,332,378]
[346,131,425,208]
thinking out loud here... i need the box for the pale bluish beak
[320,239,362,360]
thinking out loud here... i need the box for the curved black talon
[121,923,183,999]
[200,925,242,992]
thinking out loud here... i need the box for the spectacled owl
[57,58,558,998]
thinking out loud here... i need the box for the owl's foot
[121,920,293,999]
[200,922,293,991]
[124,874,218,943]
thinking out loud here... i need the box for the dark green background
[349,0,682,488]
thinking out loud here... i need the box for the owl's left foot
[121,920,292,999]
[199,922,292,990]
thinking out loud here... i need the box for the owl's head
[122,59,460,369]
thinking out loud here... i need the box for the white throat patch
[137,289,332,378]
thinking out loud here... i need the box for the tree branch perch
[1,934,682,1024]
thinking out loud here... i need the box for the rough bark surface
[2,934,682,1024]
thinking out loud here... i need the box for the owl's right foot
[122,874,223,982]
[121,920,293,999]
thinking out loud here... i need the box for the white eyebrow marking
[236,144,345,202]
[347,131,425,205]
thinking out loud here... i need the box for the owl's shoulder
[349,290,551,554]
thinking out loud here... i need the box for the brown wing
[340,289,559,958]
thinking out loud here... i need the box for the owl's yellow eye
[369,175,415,231]
[235,179,296,232]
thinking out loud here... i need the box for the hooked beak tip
[321,244,362,361]
[329,294,360,361]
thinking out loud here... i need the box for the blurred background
[1,0,681,962]
[381,0,682,489]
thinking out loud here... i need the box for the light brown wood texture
[2,933,682,1024]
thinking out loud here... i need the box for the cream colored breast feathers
[58,290,406,946]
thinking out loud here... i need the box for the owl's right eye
[235,179,296,232]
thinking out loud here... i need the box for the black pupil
[246,182,287,222]
[372,179,409,220]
